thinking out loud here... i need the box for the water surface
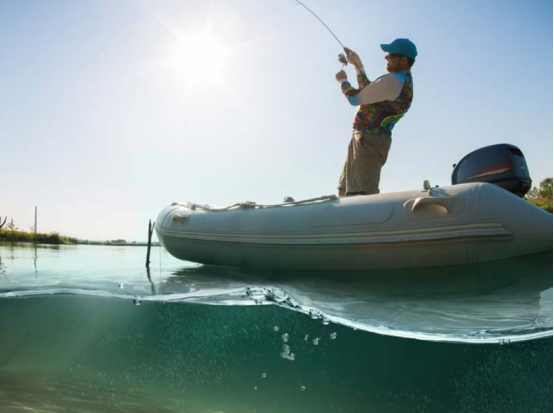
[0,243,551,412]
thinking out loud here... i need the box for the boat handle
[411,197,451,213]
[171,214,190,226]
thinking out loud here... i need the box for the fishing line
[294,0,348,65]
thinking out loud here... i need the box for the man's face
[385,53,405,73]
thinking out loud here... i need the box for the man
[335,38,417,196]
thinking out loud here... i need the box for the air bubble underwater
[281,344,296,361]
[309,309,320,320]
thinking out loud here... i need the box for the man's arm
[337,72,406,106]
[344,48,371,89]
[355,73,405,105]
[336,48,370,96]
[336,67,370,97]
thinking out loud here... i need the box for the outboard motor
[452,144,532,197]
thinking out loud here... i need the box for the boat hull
[156,183,552,270]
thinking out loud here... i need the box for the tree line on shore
[524,178,553,213]
[0,218,155,246]
[0,217,75,244]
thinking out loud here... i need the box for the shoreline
[0,239,160,247]
[0,232,159,247]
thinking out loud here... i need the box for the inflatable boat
[156,144,552,270]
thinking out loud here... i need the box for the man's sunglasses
[385,53,404,60]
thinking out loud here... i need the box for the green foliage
[0,225,75,245]
[526,178,553,212]
[539,178,552,199]
[526,186,539,200]
[6,219,15,231]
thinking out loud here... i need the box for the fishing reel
[338,53,348,66]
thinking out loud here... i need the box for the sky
[1,0,552,242]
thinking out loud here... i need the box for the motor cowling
[452,144,532,197]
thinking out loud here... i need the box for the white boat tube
[156,183,552,270]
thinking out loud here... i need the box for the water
[0,243,552,412]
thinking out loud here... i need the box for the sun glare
[172,30,229,82]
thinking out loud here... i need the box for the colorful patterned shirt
[340,70,413,137]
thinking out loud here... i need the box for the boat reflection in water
[156,251,553,344]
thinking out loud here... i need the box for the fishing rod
[295,0,349,66]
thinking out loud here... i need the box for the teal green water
[0,243,552,412]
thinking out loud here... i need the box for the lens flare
[172,30,229,82]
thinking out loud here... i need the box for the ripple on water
[0,244,551,344]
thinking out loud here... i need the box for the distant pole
[34,206,37,234]
[146,220,154,268]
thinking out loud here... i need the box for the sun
[171,29,230,82]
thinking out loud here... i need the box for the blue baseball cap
[380,38,418,59]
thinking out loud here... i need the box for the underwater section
[0,243,552,412]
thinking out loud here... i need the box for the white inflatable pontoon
[155,182,553,270]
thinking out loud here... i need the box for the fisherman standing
[335,38,417,196]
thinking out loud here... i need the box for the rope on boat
[171,194,338,212]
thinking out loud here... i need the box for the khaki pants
[337,131,392,195]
